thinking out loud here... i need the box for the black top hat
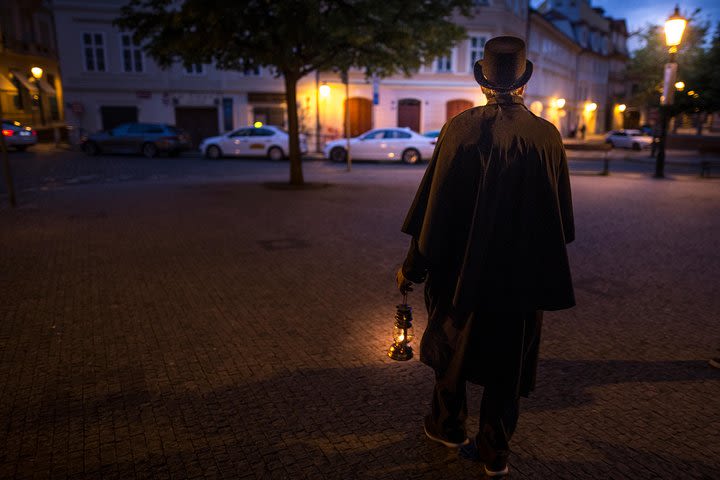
[474,36,533,92]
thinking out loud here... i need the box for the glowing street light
[655,6,687,178]
[617,104,627,112]
[30,67,45,125]
[665,6,687,52]
[584,102,597,113]
[319,82,330,98]
[675,81,685,91]
[556,98,566,109]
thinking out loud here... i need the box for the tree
[115,0,474,186]
[693,22,720,117]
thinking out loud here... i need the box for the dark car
[82,123,191,157]
[2,119,37,151]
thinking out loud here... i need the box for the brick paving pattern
[1,152,719,479]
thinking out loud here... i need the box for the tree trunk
[283,73,304,186]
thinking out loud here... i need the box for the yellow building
[0,0,64,137]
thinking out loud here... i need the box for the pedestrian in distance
[396,36,575,477]
[579,123,587,140]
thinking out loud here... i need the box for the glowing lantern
[388,295,414,361]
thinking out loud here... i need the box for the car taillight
[2,129,13,137]
[31,130,37,136]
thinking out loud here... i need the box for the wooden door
[446,100,473,121]
[344,97,372,137]
[174,106,219,148]
[397,99,421,132]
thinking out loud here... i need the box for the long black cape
[402,95,575,314]
[401,95,575,393]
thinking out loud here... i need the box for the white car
[323,127,436,164]
[605,129,653,150]
[200,125,307,160]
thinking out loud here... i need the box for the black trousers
[430,372,519,464]
[426,311,542,464]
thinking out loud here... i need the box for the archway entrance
[398,98,421,132]
[344,97,372,137]
[446,99,473,121]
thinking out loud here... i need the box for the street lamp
[675,81,685,91]
[31,67,46,126]
[656,5,687,178]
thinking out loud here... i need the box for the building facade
[537,0,629,134]
[52,0,628,150]
[0,0,64,136]
[526,10,582,136]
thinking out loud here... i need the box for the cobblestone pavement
[1,152,719,479]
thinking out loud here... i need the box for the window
[383,130,411,139]
[121,33,144,73]
[469,36,486,70]
[111,124,131,135]
[362,130,385,140]
[185,63,204,75]
[229,128,251,137]
[10,77,24,109]
[251,128,275,136]
[83,32,106,72]
[49,96,60,121]
[436,55,452,73]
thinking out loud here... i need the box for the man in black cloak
[396,36,575,477]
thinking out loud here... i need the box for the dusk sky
[532,0,720,51]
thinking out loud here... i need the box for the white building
[526,10,582,136]
[537,0,629,134]
[53,0,628,150]
[53,0,289,146]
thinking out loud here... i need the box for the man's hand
[396,267,413,294]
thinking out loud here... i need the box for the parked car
[423,130,441,144]
[199,125,307,160]
[605,129,653,150]
[324,127,436,164]
[2,119,37,151]
[82,123,191,157]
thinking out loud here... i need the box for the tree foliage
[115,0,474,185]
[626,10,719,119]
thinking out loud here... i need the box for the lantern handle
[402,292,407,306]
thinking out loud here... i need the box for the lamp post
[317,80,330,153]
[31,67,46,126]
[655,5,687,178]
